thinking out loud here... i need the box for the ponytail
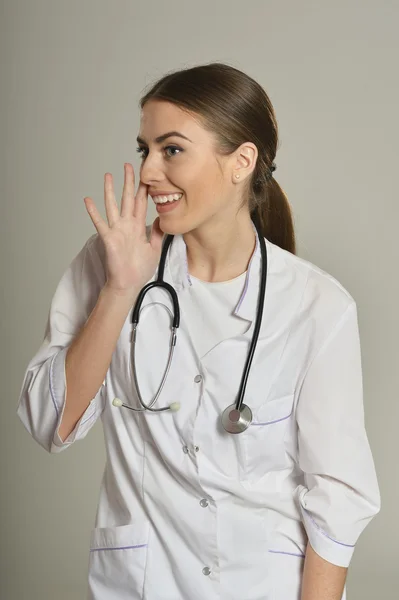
[251,178,296,255]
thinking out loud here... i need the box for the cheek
[186,190,219,217]
[188,175,224,205]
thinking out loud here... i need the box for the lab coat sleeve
[17,233,107,454]
[296,301,381,568]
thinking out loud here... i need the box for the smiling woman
[134,68,295,255]
[17,61,380,600]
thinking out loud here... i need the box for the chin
[158,215,193,237]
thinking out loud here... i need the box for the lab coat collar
[166,221,273,325]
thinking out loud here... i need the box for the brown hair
[139,62,296,254]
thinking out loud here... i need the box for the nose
[139,156,165,186]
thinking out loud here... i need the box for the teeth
[153,193,183,204]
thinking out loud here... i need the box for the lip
[155,196,182,214]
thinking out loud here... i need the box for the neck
[183,212,256,282]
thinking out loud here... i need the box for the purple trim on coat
[49,352,60,417]
[81,408,97,427]
[234,224,259,314]
[235,268,251,313]
[268,549,305,558]
[251,411,292,426]
[304,507,356,548]
[183,245,192,286]
[90,543,148,552]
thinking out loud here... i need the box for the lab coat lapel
[164,227,273,356]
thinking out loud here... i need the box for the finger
[104,173,120,227]
[120,163,135,218]
[84,197,109,237]
[133,179,149,224]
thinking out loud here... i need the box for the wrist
[101,283,140,305]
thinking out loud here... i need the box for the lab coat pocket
[240,394,294,483]
[88,521,150,600]
[268,550,304,600]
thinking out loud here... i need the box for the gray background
[1,1,397,598]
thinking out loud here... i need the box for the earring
[235,174,240,179]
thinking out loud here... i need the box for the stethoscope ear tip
[169,402,181,412]
[112,398,123,407]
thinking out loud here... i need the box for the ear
[232,142,258,181]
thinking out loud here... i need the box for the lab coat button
[194,445,199,452]
[194,375,202,383]
[200,498,209,508]
[182,445,189,454]
[202,567,211,576]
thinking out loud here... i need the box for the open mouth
[153,193,183,213]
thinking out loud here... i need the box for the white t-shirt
[179,271,249,358]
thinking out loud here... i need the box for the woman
[17,62,380,600]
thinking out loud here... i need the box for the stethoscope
[112,214,267,434]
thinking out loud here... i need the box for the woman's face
[137,99,256,235]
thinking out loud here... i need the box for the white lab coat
[17,230,380,600]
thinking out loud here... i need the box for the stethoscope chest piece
[221,403,253,434]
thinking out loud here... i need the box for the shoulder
[266,238,356,328]
[84,232,106,265]
[69,233,107,288]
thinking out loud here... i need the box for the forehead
[139,99,207,142]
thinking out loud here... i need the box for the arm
[301,542,347,600]
[59,283,136,440]
[296,301,380,577]
[17,234,130,452]
[58,222,154,440]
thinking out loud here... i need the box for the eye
[136,147,147,159]
[165,145,182,158]
[136,145,182,160]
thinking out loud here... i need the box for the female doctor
[17,62,380,600]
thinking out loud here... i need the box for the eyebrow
[136,131,193,145]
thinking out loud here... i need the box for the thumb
[149,217,165,253]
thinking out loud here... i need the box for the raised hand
[84,163,164,296]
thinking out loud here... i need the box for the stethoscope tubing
[113,214,267,431]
